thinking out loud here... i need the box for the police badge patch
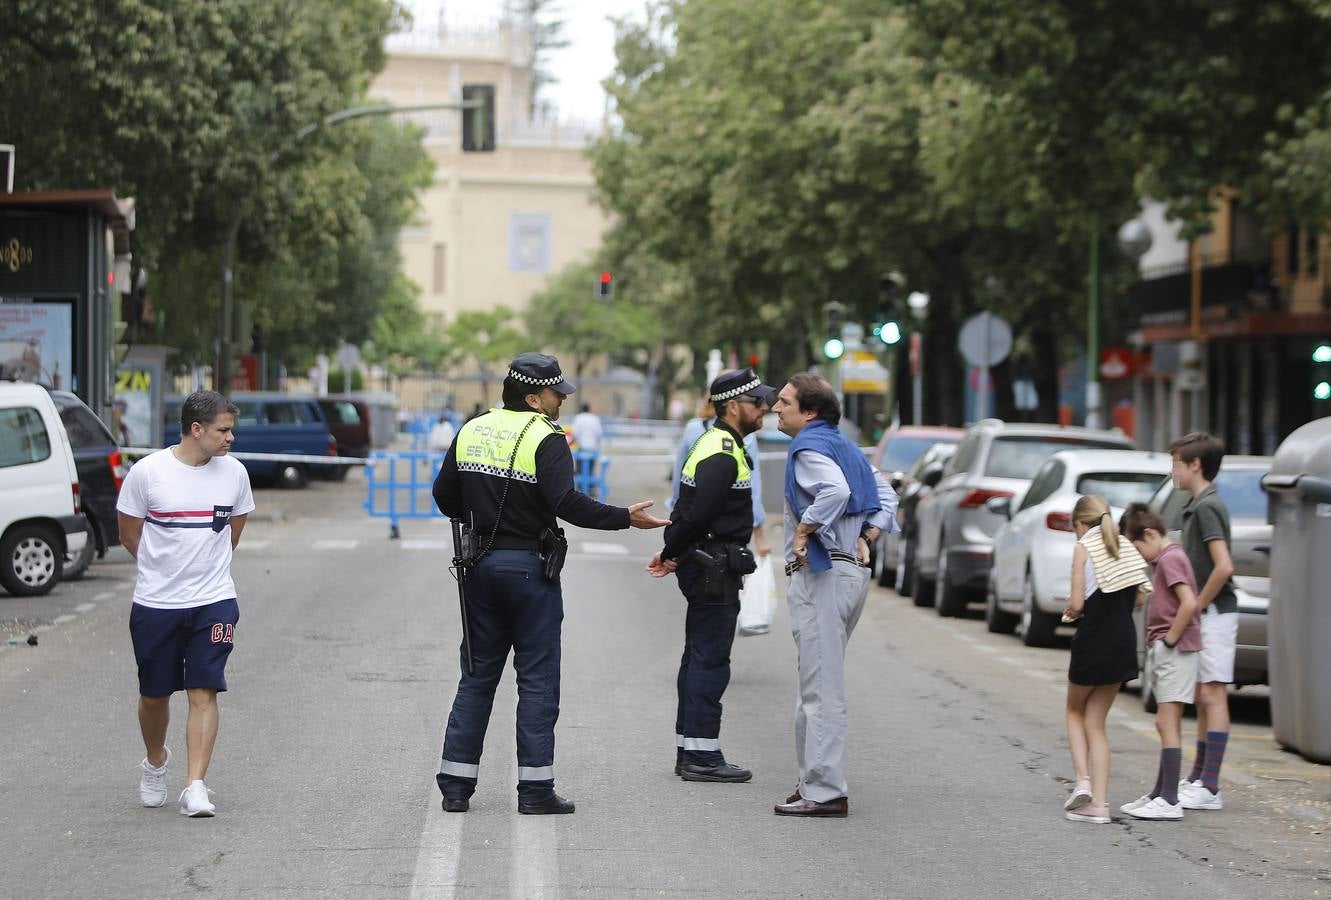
[721,438,734,451]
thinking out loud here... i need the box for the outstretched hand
[646,552,677,578]
[627,499,670,529]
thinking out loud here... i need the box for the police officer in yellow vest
[433,353,668,814]
[648,368,776,782]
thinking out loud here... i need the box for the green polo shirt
[1180,485,1238,615]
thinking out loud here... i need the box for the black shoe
[442,797,469,813]
[518,794,575,815]
[674,762,682,776]
[680,762,752,783]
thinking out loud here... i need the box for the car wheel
[329,466,350,482]
[873,537,894,587]
[934,550,968,617]
[62,520,96,581]
[1,525,64,597]
[910,549,933,608]
[1019,568,1058,647]
[896,539,914,597]
[278,464,309,489]
[985,573,1020,634]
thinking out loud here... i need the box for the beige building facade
[371,26,609,333]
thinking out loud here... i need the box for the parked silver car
[911,419,1133,617]
[1134,456,1273,709]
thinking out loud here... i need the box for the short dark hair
[580,402,590,413]
[502,378,530,410]
[180,390,239,434]
[1120,502,1167,541]
[787,372,840,426]
[1168,431,1224,480]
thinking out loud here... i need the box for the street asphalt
[0,451,1326,898]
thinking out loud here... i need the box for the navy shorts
[129,598,240,697]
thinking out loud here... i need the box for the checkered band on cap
[508,369,565,386]
[710,376,763,402]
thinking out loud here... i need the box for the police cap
[709,368,776,405]
[507,352,577,395]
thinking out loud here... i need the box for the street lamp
[907,291,929,425]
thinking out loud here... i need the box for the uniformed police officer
[647,368,775,783]
[432,352,668,815]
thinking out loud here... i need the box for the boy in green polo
[1167,432,1237,811]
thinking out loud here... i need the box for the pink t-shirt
[1148,542,1203,650]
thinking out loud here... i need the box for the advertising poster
[0,301,73,389]
[114,364,161,448]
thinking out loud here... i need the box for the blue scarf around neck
[784,419,880,572]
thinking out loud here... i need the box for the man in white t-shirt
[117,390,255,818]
[571,403,603,453]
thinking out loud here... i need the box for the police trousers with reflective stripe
[437,549,562,804]
[674,559,741,767]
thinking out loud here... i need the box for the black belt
[785,551,868,577]
[489,536,541,551]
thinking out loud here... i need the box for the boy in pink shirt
[1118,503,1203,820]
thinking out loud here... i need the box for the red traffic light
[747,354,760,367]
[599,271,613,284]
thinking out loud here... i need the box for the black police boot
[518,793,575,815]
[680,762,752,783]
[442,796,470,813]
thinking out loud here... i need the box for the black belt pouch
[539,527,568,582]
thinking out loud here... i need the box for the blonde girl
[1062,495,1149,824]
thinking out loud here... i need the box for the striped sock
[1201,731,1228,793]
[1187,739,1207,783]
[1160,748,1183,805]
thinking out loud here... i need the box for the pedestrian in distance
[1169,431,1237,812]
[427,414,456,452]
[571,402,603,454]
[769,373,898,818]
[431,353,669,815]
[646,369,776,784]
[1061,494,1151,825]
[115,390,255,818]
[1119,503,1203,821]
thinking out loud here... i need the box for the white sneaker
[1119,793,1153,815]
[1063,779,1093,811]
[1178,777,1200,793]
[179,780,216,817]
[1127,796,1183,820]
[1179,782,1223,810]
[139,747,171,808]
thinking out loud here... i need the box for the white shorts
[1198,610,1239,684]
[1148,641,1199,705]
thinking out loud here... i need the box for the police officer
[432,352,668,814]
[647,368,776,782]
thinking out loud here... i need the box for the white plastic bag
[738,553,777,636]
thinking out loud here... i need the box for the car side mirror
[890,469,904,491]
[985,495,1011,519]
[921,466,944,488]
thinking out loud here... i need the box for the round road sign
[957,312,1013,368]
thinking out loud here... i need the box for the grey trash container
[1261,416,1331,764]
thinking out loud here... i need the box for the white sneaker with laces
[139,747,171,808]
[179,780,216,817]
[1063,780,1093,811]
[1179,782,1222,810]
[1127,796,1183,820]
[1119,793,1153,815]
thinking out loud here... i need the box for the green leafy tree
[443,308,527,403]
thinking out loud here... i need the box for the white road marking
[402,540,451,551]
[952,632,977,643]
[312,539,358,551]
[52,614,75,626]
[580,542,628,555]
[92,591,116,602]
[239,540,270,551]
[410,800,463,900]
[74,603,96,614]
[972,643,999,654]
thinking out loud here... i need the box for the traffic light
[872,320,902,345]
[1315,342,1331,401]
[461,84,495,152]
[596,271,614,299]
[823,301,845,359]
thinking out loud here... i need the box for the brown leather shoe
[785,790,801,804]
[773,796,848,818]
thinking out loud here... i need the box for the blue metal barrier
[364,449,446,538]
[573,450,610,501]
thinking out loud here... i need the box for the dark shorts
[129,598,239,697]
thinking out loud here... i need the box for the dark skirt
[1068,586,1139,686]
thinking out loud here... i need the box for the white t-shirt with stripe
[116,448,255,609]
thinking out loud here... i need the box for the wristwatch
[1163,637,1178,649]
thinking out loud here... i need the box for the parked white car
[985,448,1170,646]
[0,381,88,596]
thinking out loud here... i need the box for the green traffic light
[1316,381,1331,401]
[879,322,902,345]
[1314,344,1331,364]
[823,337,845,360]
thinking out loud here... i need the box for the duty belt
[785,550,868,577]
[489,535,541,551]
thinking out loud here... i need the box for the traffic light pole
[214,100,482,392]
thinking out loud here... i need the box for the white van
[0,381,88,596]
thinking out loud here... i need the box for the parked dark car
[893,442,957,604]
[50,390,125,579]
[164,393,337,489]
[869,426,965,587]
[316,397,372,480]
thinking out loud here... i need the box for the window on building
[1287,229,1301,277]
[508,213,552,273]
[1229,200,1265,263]
[432,243,446,294]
